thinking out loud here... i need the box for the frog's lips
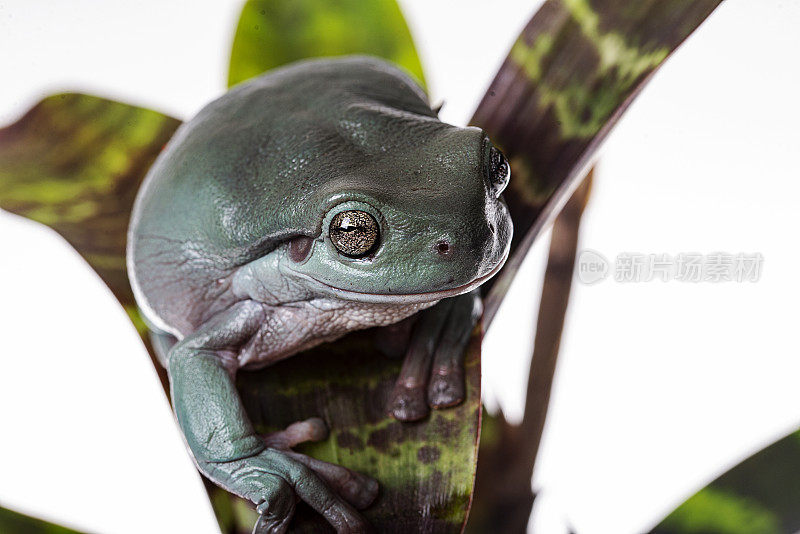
[294,249,509,304]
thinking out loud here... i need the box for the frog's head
[280,100,512,305]
[133,55,513,310]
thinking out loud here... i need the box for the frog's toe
[387,291,481,420]
[428,362,465,409]
[284,450,378,509]
[427,290,481,410]
[251,473,296,534]
[388,381,429,421]
[386,299,453,422]
[259,420,378,510]
[252,506,293,534]
[263,417,328,449]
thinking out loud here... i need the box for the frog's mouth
[290,247,508,305]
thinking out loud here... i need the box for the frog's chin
[290,254,507,305]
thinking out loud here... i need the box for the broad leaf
[651,429,800,534]
[467,0,722,530]
[0,93,180,384]
[472,0,723,325]
[228,0,425,88]
[467,176,593,533]
[225,329,482,533]
[0,93,179,307]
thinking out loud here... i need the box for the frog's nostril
[434,240,453,258]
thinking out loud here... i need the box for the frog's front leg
[387,290,482,422]
[167,300,374,533]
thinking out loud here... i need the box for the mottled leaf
[651,429,800,534]
[467,176,593,533]
[0,93,179,306]
[0,93,180,382]
[472,0,723,325]
[468,1,722,530]
[229,328,482,533]
[228,0,425,88]
[0,506,85,534]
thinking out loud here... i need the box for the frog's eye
[486,146,510,198]
[329,210,379,258]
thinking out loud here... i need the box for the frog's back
[128,56,437,336]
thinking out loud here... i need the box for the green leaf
[231,328,482,533]
[650,429,800,534]
[0,93,181,389]
[0,93,180,309]
[227,0,425,88]
[471,0,723,325]
[0,506,86,534]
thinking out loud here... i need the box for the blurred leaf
[472,0,723,325]
[228,0,425,88]
[0,506,85,534]
[651,429,800,534]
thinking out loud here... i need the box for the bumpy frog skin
[127,56,512,533]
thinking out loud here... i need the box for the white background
[1,1,798,533]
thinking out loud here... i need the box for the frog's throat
[290,249,508,305]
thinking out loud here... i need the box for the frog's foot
[261,418,379,510]
[206,447,373,534]
[388,290,482,422]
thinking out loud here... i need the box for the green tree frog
[127,56,512,533]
